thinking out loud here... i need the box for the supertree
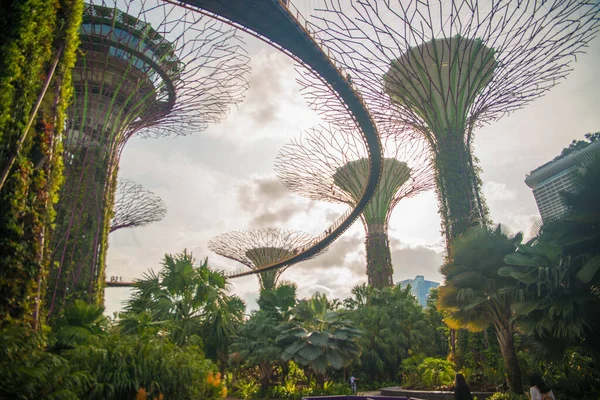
[110,179,166,233]
[209,228,322,291]
[47,0,250,317]
[275,125,433,288]
[304,0,600,249]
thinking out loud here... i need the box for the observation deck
[170,0,383,278]
[69,3,179,148]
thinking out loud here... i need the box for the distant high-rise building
[525,141,600,222]
[398,275,439,307]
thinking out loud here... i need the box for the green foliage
[439,225,524,393]
[52,299,107,348]
[537,350,600,400]
[418,357,456,388]
[257,281,298,321]
[425,288,451,358]
[554,132,599,161]
[123,250,244,376]
[0,326,91,399]
[400,354,426,387]
[0,0,82,326]
[266,361,351,400]
[345,284,433,382]
[231,377,260,400]
[66,333,221,399]
[503,156,600,360]
[488,392,528,400]
[434,136,489,246]
[230,311,282,391]
[277,293,362,381]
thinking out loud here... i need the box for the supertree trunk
[434,134,488,248]
[45,0,250,318]
[365,226,393,288]
[276,126,434,286]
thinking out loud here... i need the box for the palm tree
[123,250,245,354]
[229,311,283,391]
[502,156,600,359]
[276,293,362,388]
[438,225,524,393]
[344,284,433,382]
[202,293,245,375]
[53,299,107,348]
[257,281,298,321]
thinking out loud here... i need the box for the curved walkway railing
[166,0,383,279]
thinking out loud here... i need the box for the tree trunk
[434,134,487,251]
[259,362,271,393]
[495,323,523,393]
[316,372,326,389]
[365,227,393,288]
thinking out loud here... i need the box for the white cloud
[483,181,518,202]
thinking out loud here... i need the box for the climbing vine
[0,0,83,327]
[432,132,490,253]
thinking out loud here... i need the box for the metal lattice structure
[209,228,321,290]
[110,179,167,233]
[304,0,600,248]
[276,125,433,287]
[47,0,251,317]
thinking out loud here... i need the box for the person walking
[454,373,473,400]
[529,374,556,400]
[349,374,357,394]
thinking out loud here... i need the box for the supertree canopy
[47,0,250,317]
[307,0,600,247]
[275,125,433,288]
[110,179,166,232]
[209,228,320,291]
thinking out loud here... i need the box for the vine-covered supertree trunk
[276,126,433,287]
[0,0,82,327]
[434,134,487,244]
[333,157,412,287]
[364,228,393,287]
[46,0,250,318]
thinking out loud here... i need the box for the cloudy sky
[104,5,600,314]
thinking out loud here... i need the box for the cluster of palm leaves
[438,155,600,395]
[121,250,246,375]
[230,285,361,392]
[502,156,600,360]
[344,284,434,382]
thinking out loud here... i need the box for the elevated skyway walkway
[160,0,383,278]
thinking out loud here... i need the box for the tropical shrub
[417,357,456,388]
[0,326,91,399]
[399,354,425,387]
[488,392,528,400]
[65,333,222,399]
[277,293,362,388]
[231,376,260,400]
[345,284,433,382]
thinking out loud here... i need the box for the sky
[103,3,600,315]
